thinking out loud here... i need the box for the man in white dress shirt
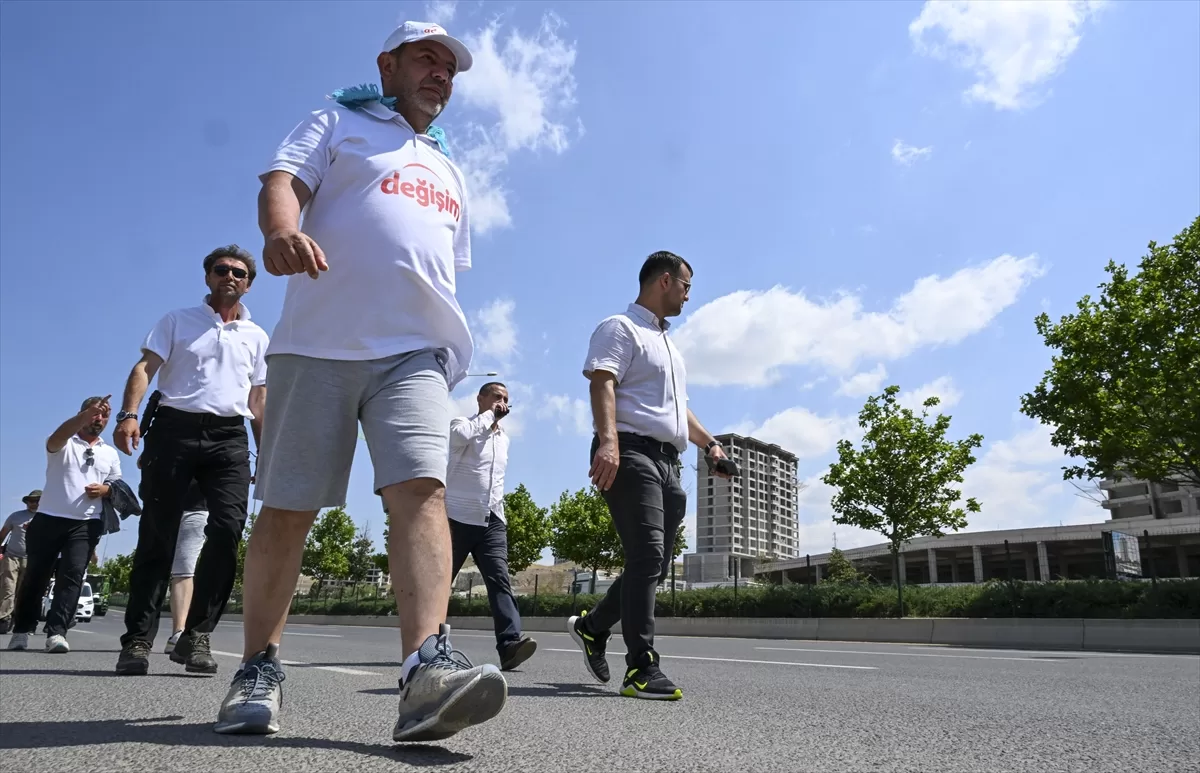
[445,381,536,671]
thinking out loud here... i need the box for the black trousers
[449,514,522,651]
[584,433,686,667]
[121,408,250,647]
[13,514,102,636]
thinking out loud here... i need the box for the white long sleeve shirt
[445,411,509,526]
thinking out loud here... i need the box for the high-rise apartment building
[687,434,799,583]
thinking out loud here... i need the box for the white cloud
[423,0,457,25]
[891,140,933,166]
[898,376,963,411]
[735,407,859,461]
[909,0,1105,111]
[836,364,888,398]
[537,394,591,437]
[454,14,579,233]
[471,298,517,364]
[674,254,1044,387]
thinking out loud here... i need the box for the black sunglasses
[212,265,249,279]
[84,448,94,468]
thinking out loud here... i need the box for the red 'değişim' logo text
[380,163,461,222]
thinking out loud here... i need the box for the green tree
[1021,217,1200,489]
[503,484,552,573]
[822,386,982,616]
[548,487,624,591]
[824,547,860,585]
[371,552,390,576]
[346,525,375,585]
[101,552,135,594]
[302,507,356,586]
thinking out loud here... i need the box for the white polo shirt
[142,300,269,418]
[38,436,122,521]
[583,303,690,453]
[445,411,509,526]
[262,102,474,388]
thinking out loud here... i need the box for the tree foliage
[503,484,552,573]
[1021,216,1200,488]
[101,552,135,594]
[823,386,982,612]
[824,547,861,585]
[371,552,390,576]
[548,487,624,575]
[346,525,375,584]
[302,507,356,583]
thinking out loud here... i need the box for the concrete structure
[758,507,1200,586]
[319,566,390,590]
[1101,474,1200,519]
[686,434,799,584]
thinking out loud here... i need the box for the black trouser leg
[122,428,189,648]
[449,519,479,579]
[585,440,686,667]
[12,515,68,635]
[473,516,522,650]
[183,424,250,635]
[45,519,102,637]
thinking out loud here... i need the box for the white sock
[401,651,422,684]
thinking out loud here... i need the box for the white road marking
[756,647,1050,663]
[900,644,1196,660]
[545,648,876,670]
[283,632,342,638]
[211,649,380,676]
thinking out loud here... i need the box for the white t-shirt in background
[262,103,474,388]
[142,301,269,418]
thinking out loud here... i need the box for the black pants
[450,514,522,651]
[121,408,250,647]
[584,434,686,666]
[13,514,102,636]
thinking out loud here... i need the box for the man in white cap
[214,21,506,743]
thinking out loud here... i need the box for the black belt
[155,406,244,428]
[616,432,681,460]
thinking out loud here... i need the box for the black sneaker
[619,651,682,701]
[567,612,610,683]
[0,617,12,635]
[498,636,537,671]
[116,640,152,675]
[170,631,218,674]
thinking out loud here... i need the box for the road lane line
[756,647,1050,663]
[283,632,342,638]
[545,648,876,670]
[211,649,380,676]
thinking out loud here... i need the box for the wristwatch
[705,440,723,454]
[115,411,138,423]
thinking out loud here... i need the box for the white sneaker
[165,630,183,655]
[46,634,69,653]
[8,632,29,650]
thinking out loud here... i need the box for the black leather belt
[616,432,681,460]
[156,406,244,428]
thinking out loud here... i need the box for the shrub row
[221,579,1200,619]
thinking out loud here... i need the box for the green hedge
[221,580,1200,619]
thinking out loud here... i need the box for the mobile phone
[705,455,740,477]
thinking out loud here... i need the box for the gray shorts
[171,510,206,578]
[254,349,451,511]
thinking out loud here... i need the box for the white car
[39,581,94,623]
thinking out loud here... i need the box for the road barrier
[214,613,1200,654]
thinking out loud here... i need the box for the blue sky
[1,0,1197,562]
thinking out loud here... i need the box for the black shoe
[170,631,218,674]
[498,636,537,671]
[116,640,152,675]
[567,613,610,684]
[619,651,681,701]
[0,617,11,635]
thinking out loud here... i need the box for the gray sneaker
[393,624,508,743]
[213,644,286,735]
[7,632,29,650]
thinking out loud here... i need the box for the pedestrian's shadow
[0,668,199,679]
[359,682,611,699]
[0,717,472,766]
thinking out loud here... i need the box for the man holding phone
[444,381,536,671]
[568,251,735,701]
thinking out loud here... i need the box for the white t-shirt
[143,301,269,418]
[583,303,690,453]
[262,102,474,388]
[38,436,122,521]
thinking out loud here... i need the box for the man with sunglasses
[112,245,268,676]
[6,396,121,653]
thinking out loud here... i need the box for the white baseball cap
[382,21,473,73]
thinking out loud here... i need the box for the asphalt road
[2,611,1198,773]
